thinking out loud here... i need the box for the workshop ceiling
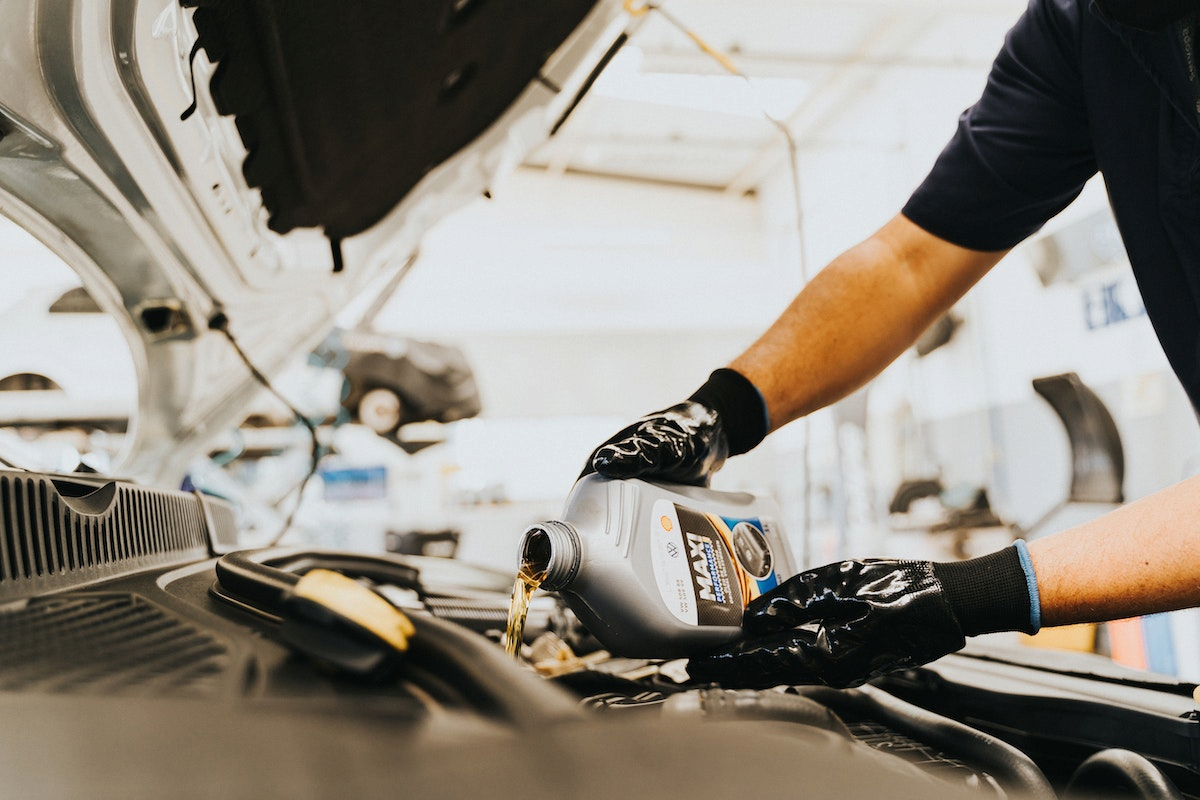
[525,0,1029,192]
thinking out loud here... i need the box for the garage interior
[1,0,1199,796]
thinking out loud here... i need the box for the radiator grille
[424,597,507,624]
[203,495,241,550]
[0,595,232,696]
[0,472,215,599]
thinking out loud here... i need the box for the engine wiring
[209,310,324,547]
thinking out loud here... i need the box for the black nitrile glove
[583,369,768,487]
[688,547,1037,690]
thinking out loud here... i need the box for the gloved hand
[584,400,728,486]
[688,546,1039,689]
[583,368,769,487]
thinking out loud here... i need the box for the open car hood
[0,0,625,486]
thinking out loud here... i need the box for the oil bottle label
[649,500,782,627]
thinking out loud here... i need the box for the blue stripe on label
[756,574,779,593]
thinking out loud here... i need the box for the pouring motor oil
[514,473,797,659]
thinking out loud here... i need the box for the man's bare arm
[1031,475,1200,626]
[730,213,1008,430]
[725,213,1200,626]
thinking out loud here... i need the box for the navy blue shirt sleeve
[902,0,1099,252]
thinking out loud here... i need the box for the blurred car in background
[0,283,133,427]
[324,328,482,451]
[0,281,136,471]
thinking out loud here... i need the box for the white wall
[374,168,795,417]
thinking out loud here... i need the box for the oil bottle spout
[519,521,581,592]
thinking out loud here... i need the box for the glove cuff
[688,369,770,456]
[932,545,1037,636]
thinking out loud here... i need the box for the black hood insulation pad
[183,0,600,239]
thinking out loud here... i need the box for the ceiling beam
[638,47,997,76]
[723,10,942,196]
[659,0,1024,12]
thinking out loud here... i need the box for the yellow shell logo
[660,515,673,532]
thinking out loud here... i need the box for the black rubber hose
[213,549,583,729]
[406,612,583,729]
[662,688,856,739]
[213,548,421,611]
[1063,749,1183,800]
[261,550,423,596]
[794,685,1056,800]
[214,549,299,610]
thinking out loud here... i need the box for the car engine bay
[2,469,1197,799]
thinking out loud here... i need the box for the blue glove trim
[1012,540,1042,633]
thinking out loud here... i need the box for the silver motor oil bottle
[518,473,797,659]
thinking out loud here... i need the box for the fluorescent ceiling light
[592,47,809,120]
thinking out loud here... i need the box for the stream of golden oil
[503,561,546,658]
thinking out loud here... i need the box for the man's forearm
[1030,474,1200,626]
[729,214,1006,431]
